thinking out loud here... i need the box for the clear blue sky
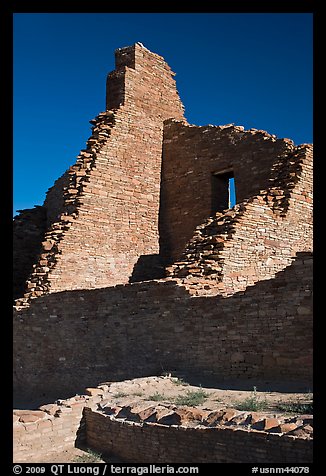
[13,13,313,216]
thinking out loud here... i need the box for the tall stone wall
[13,252,312,406]
[14,43,185,307]
[13,44,313,420]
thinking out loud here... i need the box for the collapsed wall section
[14,43,185,306]
[13,252,312,406]
[160,120,297,263]
[166,144,312,296]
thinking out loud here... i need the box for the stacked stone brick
[166,144,312,296]
[15,112,117,308]
[13,206,46,300]
[13,43,313,462]
[14,43,185,308]
[13,384,312,464]
[13,251,312,404]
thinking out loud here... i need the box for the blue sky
[13,13,313,216]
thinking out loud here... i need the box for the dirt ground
[38,447,121,463]
[100,375,312,415]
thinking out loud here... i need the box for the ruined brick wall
[85,409,312,463]
[14,43,185,306]
[13,44,312,422]
[43,171,70,227]
[13,400,86,463]
[166,145,312,296]
[13,252,312,406]
[13,387,312,463]
[14,43,312,308]
[160,120,311,264]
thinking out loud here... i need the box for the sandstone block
[136,406,157,422]
[221,408,239,422]
[287,425,312,438]
[157,411,182,426]
[85,387,104,397]
[262,417,280,431]
[278,423,298,433]
[39,404,60,415]
[14,410,47,423]
[175,407,205,424]
[204,410,225,426]
[42,241,54,251]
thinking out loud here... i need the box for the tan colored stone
[39,404,60,415]
[136,406,157,422]
[221,408,239,422]
[157,411,182,426]
[16,410,47,423]
[287,426,311,438]
[303,424,313,434]
[42,241,54,251]
[279,423,298,433]
[175,407,206,424]
[263,418,280,430]
[204,410,225,426]
[85,387,104,397]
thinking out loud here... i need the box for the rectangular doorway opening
[211,170,236,214]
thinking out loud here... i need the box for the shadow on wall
[13,206,47,301]
[13,252,312,407]
[129,254,166,283]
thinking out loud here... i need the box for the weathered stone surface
[14,410,47,423]
[263,418,280,430]
[303,424,313,435]
[221,408,239,422]
[228,412,249,425]
[247,412,264,425]
[287,426,312,438]
[84,407,313,463]
[175,407,207,424]
[204,410,225,426]
[39,404,60,415]
[157,411,182,426]
[85,387,104,397]
[136,406,158,422]
[279,423,298,433]
[101,405,123,416]
[13,42,313,465]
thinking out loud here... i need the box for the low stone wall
[85,408,312,463]
[13,384,313,464]
[13,394,96,463]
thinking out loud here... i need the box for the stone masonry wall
[13,385,312,463]
[14,43,185,307]
[160,119,311,264]
[166,145,312,296]
[85,408,312,463]
[13,252,312,406]
[13,399,87,463]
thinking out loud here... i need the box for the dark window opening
[211,170,236,214]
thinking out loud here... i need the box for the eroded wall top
[14,43,186,306]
